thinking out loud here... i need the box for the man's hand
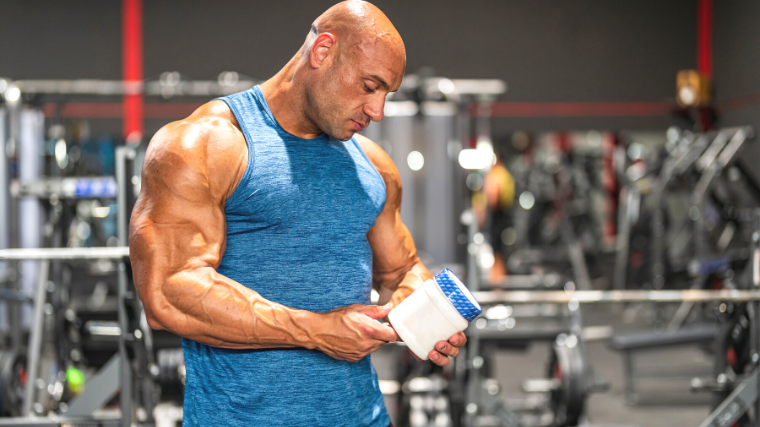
[410,331,467,367]
[354,136,468,368]
[314,303,400,363]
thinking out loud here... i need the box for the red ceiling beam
[43,101,677,119]
[697,0,713,77]
[473,101,676,118]
[122,0,143,140]
[42,103,204,119]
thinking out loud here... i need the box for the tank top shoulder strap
[215,87,267,208]
[347,136,387,211]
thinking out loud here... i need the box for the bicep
[356,134,428,287]
[366,174,423,288]
[368,206,414,264]
[129,143,228,316]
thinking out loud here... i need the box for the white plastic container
[388,269,481,360]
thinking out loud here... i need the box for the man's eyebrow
[369,75,391,91]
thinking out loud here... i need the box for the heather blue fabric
[181,86,389,427]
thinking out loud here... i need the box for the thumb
[361,303,394,320]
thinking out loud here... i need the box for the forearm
[376,261,432,307]
[144,266,322,350]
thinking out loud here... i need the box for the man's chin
[320,123,357,141]
[329,129,357,141]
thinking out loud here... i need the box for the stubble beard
[305,82,353,141]
[306,60,362,140]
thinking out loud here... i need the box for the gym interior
[2,1,760,426]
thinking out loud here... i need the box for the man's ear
[309,33,336,69]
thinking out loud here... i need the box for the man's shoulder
[143,101,248,199]
[150,100,245,159]
[353,134,400,187]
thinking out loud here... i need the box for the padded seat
[607,324,718,351]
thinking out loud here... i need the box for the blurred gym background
[2,1,760,426]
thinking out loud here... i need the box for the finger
[360,303,394,320]
[435,341,460,358]
[428,350,450,367]
[368,322,399,343]
[449,331,467,347]
[382,323,401,342]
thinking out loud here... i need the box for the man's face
[306,40,405,141]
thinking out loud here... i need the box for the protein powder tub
[388,268,482,360]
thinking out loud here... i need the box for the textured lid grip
[433,269,482,322]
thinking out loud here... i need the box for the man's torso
[181,86,391,427]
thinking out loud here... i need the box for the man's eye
[364,84,375,93]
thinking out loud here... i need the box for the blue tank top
[181,86,390,427]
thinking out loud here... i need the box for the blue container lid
[433,269,482,322]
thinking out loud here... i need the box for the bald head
[303,1,405,64]
[262,1,406,140]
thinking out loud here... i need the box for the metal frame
[0,417,120,426]
[698,217,760,427]
[65,355,121,417]
[0,142,137,426]
[0,248,129,260]
[6,78,258,97]
[20,261,48,416]
[700,370,758,427]
[11,177,118,199]
[0,110,9,288]
[471,214,760,427]
[613,127,753,291]
[115,146,134,427]
[472,289,760,305]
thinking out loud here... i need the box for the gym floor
[374,304,716,427]
[579,305,713,427]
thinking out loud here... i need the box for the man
[482,143,515,284]
[129,1,465,426]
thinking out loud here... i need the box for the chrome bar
[472,289,760,305]
[0,416,120,426]
[0,247,129,260]
[11,177,118,199]
[115,146,133,427]
[22,260,48,416]
[698,370,757,427]
[13,79,258,97]
[0,289,32,302]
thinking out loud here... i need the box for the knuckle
[360,325,374,338]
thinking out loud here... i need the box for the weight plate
[712,303,753,426]
[0,349,27,416]
[548,339,586,426]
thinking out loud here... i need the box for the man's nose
[364,96,385,123]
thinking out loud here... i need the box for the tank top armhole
[350,137,387,215]
[216,95,256,210]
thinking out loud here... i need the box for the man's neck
[259,61,323,139]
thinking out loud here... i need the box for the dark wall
[2,1,122,80]
[713,1,760,184]
[714,2,760,103]
[3,0,699,135]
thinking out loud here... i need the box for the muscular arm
[356,135,431,306]
[357,135,467,366]
[129,102,396,361]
